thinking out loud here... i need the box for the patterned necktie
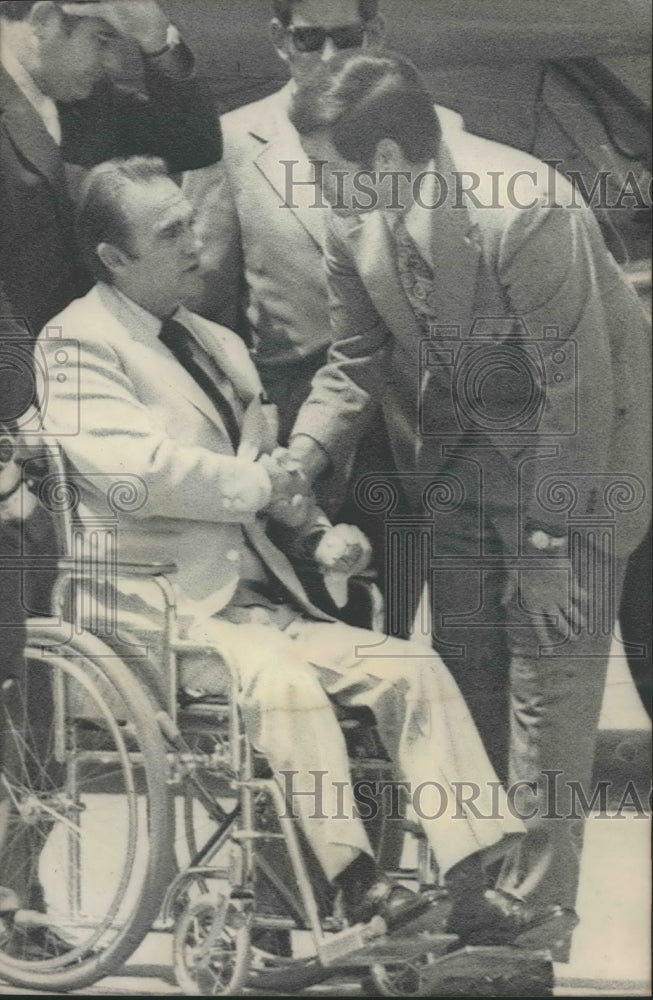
[393,216,439,334]
[159,317,241,451]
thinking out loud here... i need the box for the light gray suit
[183,84,329,440]
[37,283,524,883]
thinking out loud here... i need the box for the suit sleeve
[40,333,271,525]
[497,197,648,533]
[62,45,221,172]
[182,157,246,333]
[292,216,392,468]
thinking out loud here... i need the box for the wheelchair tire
[364,958,434,997]
[0,625,174,992]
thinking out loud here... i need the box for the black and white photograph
[0,1,650,995]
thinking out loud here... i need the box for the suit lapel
[244,521,332,622]
[188,317,276,458]
[250,89,325,251]
[425,140,480,341]
[153,335,233,432]
[0,68,68,199]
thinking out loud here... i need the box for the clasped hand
[314,524,372,578]
[259,449,313,528]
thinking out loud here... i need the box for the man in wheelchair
[33,155,572,950]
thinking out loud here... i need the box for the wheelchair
[0,434,557,996]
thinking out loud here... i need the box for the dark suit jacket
[293,127,651,557]
[0,56,221,337]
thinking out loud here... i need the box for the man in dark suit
[0,0,221,336]
[284,53,651,940]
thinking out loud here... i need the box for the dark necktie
[159,317,241,451]
[393,216,439,334]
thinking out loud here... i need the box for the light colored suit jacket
[37,285,331,625]
[184,85,327,369]
[293,129,651,554]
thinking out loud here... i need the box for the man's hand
[259,449,313,528]
[61,1,170,52]
[314,524,372,577]
[287,434,330,484]
[503,562,587,647]
[219,462,272,516]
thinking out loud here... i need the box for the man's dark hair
[0,1,88,31]
[272,0,379,27]
[0,1,61,19]
[76,156,169,283]
[290,52,440,168]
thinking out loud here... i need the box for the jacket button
[226,549,241,563]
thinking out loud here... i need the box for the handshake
[258,448,372,579]
[259,448,314,529]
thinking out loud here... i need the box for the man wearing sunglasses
[185,0,388,446]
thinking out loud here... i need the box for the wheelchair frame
[0,438,556,997]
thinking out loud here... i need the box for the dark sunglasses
[288,23,366,53]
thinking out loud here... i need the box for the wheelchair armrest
[56,557,178,577]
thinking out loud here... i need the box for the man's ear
[27,1,62,38]
[96,242,130,279]
[364,14,386,51]
[269,18,290,63]
[373,138,403,173]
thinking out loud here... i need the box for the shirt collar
[1,46,61,145]
[98,283,190,341]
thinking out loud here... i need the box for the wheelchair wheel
[173,895,251,996]
[0,626,174,992]
[364,952,442,997]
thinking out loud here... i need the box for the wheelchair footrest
[317,916,387,966]
[344,928,459,967]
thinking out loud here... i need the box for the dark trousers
[0,505,58,906]
[430,504,627,913]
[619,526,652,718]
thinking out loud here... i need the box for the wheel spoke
[0,636,172,992]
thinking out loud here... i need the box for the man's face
[116,179,203,318]
[274,0,383,91]
[36,14,117,102]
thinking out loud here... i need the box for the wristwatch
[144,23,181,58]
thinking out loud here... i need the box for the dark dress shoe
[447,888,578,949]
[347,879,436,932]
[250,927,292,958]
